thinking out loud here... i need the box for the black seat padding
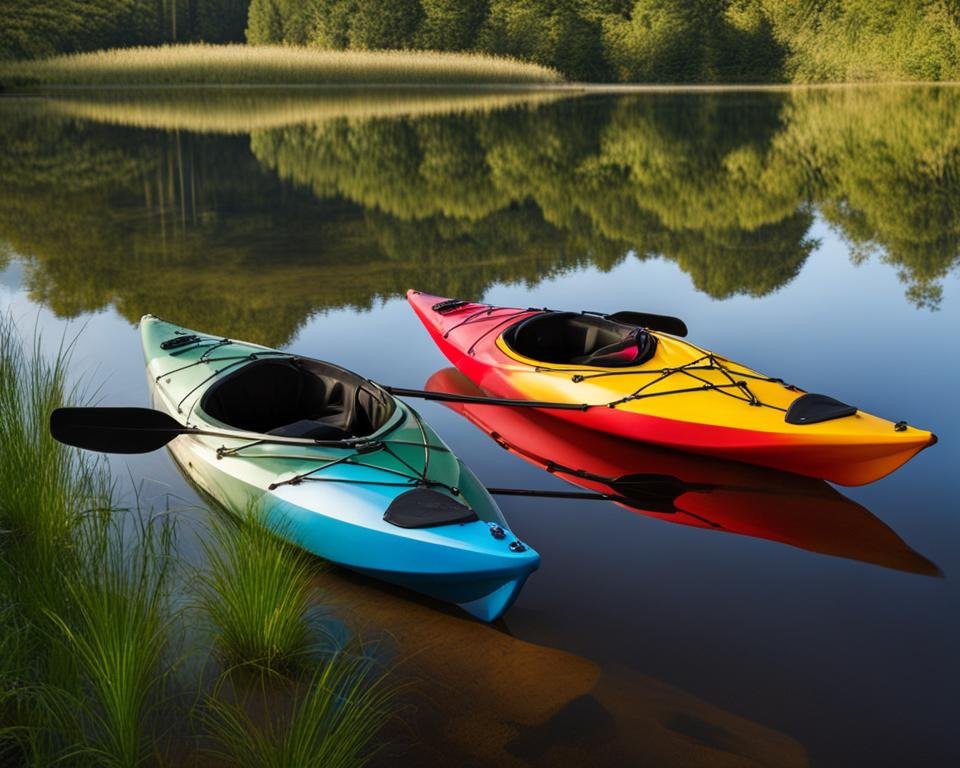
[200,357,394,439]
[266,419,353,441]
[383,488,479,529]
[503,311,657,367]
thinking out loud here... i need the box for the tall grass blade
[42,512,179,768]
[197,506,318,675]
[0,315,112,617]
[203,651,399,768]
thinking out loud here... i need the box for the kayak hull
[141,314,538,621]
[407,291,936,486]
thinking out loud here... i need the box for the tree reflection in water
[0,86,957,346]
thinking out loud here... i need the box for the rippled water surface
[1,86,958,767]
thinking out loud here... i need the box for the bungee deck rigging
[430,299,799,414]
[154,342,462,494]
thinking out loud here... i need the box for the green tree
[480,0,611,80]
[310,0,355,48]
[246,0,320,45]
[416,0,488,50]
[350,0,422,49]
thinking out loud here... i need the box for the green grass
[43,513,179,768]
[0,317,398,765]
[0,317,112,613]
[202,653,398,768]
[197,507,319,675]
[0,315,182,765]
[0,43,564,88]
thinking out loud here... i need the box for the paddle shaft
[175,425,367,448]
[380,385,590,411]
[487,487,627,503]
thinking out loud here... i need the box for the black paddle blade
[50,407,188,454]
[607,473,694,513]
[607,311,688,337]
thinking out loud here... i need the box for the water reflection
[315,567,808,768]
[427,368,940,576]
[1,86,958,350]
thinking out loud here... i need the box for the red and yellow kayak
[426,367,939,575]
[407,290,937,486]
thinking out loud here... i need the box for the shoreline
[4,80,960,98]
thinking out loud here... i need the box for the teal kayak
[141,315,538,621]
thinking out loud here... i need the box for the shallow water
[1,86,958,766]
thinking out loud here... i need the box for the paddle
[487,475,684,513]
[51,408,724,521]
[488,475,721,525]
[49,407,371,454]
[605,311,688,337]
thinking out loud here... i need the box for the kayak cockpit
[199,357,395,440]
[502,311,657,367]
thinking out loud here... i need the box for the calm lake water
[1,86,958,767]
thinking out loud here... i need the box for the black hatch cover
[383,488,479,529]
[785,393,858,425]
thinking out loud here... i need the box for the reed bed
[0,318,112,612]
[0,318,398,766]
[42,513,179,767]
[197,508,318,674]
[40,88,570,134]
[0,44,564,88]
[203,653,397,768]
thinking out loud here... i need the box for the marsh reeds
[43,513,178,768]
[0,317,111,614]
[0,317,181,765]
[202,652,397,768]
[0,44,564,89]
[0,317,398,766]
[197,508,317,675]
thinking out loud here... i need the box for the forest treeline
[247,0,960,82]
[0,0,249,60]
[1,87,957,344]
[4,1,960,82]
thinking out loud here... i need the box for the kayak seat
[503,312,656,367]
[200,357,395,439]
[266,419,353,441]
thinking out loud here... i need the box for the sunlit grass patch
[203,652,398,768]
[0,44,564,88]
[0,318,401,764]
[42,513,180,768]
[197,507,319,675]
